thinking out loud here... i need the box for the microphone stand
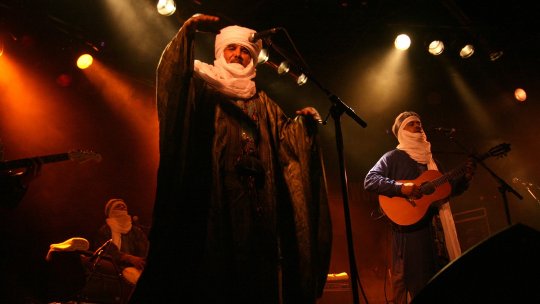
[444,132,522,226]
[264,34,368,304]
[82,239,129,303]
[323,91,368,304]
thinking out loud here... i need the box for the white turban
[194,25,263,99]
[394,113,435,166]
[104,198,132,250]
[214,25,262,60]
[392,111,420,137]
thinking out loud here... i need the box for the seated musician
[94,198,149,284]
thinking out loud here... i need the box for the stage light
[257,48,269,65]
[277,61,290,75]
[428,40,445,55]
[76,54,93,69]
[157,0,176,16]
[263,60,308,86]
[459,44,475,58]
[489,50,504,61]
[394,34,411,51]
[296,73,308,86]
[514,88,527,102]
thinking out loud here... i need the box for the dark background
[1,0,539,303]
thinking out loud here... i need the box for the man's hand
[184,14,220,32]
[401,182,422,199]
[295,107,322,123]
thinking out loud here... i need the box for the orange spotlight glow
[76,54,93,69]
[80,59,158,166]
[514,88,527,102]
[0,54,78,156]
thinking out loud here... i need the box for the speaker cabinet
[412,223,540,303]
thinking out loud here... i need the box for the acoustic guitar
[378,143,510,226]
[0,149,102,171]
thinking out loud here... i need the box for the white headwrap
[395,115,437,169]
[105,199,132,250]
[194,25,263,99]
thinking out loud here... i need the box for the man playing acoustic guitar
[364,111,476,304]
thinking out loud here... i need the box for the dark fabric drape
[129,24,331,304]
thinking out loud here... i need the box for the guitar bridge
[407,197,417,207]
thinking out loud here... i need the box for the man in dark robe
[129,14,332,304]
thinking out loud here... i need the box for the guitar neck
[0,153,70,171]
[431,164,466,187]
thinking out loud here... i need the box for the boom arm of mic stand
[263,32,367,128]
[327,93,367,128]
[448,135,522,226]
[473,157,523,201]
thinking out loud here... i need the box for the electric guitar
[378,143,510,226]
[0,149,102,171]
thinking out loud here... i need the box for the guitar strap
[428,161,462,261]
[438,202,461,260]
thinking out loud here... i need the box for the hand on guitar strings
[400,182,423,199]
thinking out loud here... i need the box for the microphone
[92,239,113,258]
[249,27,281,43]
[132,215,151,233]
[432,127,456,134]
[90,239,113,269]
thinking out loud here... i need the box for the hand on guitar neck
[400,157,476,199]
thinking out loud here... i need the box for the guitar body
[379,170,452,226]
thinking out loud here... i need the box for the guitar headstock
[476,143,511,161]
[488,143,511,158]
[68,150,102,164]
